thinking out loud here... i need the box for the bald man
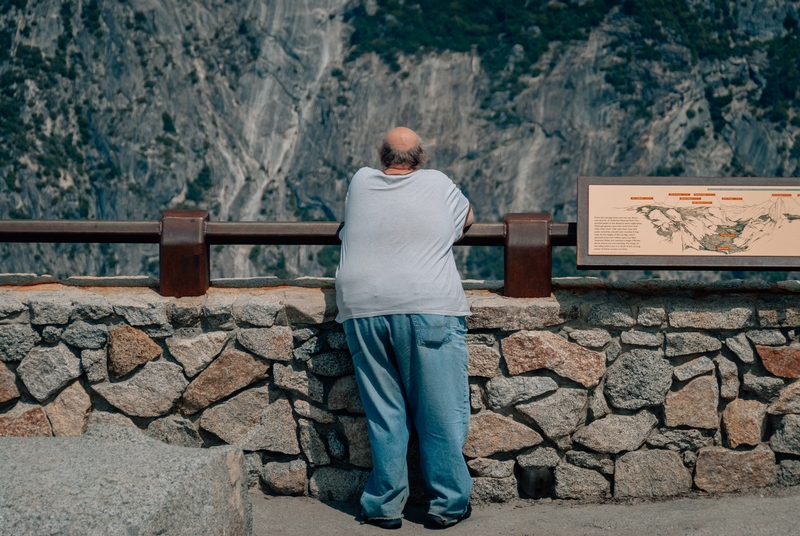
[336,127,474,529]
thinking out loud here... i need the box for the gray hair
[379,139,426,170]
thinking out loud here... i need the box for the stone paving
[251,486,800,535]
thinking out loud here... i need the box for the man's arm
[459,205,474,240]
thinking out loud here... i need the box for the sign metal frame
[577,176,800,270]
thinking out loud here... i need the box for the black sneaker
[360,511,402,530]
[431,504,472,528]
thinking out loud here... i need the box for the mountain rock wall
[1,1,800,279]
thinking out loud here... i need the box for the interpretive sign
[577,176,800,269]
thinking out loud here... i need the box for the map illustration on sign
[587,184,800,257]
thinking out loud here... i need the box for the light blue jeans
[343,314,472,524]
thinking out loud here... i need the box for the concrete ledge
[0,425,251,535]
[64,276,159,287]
[6,275,800,295]
[212,276,284,288]
[3,275,799,295]
[462,279,504,290]
[0,274,59,286]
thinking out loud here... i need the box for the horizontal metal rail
[0,220,161,243]
[546,222,577,247]
[206,221,344,246]
[0,220,578,247]
[0,211,574,298]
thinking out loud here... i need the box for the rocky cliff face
[1,0,799,280]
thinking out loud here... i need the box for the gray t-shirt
[335,167,471,322]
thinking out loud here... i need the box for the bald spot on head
[384,127,420,152]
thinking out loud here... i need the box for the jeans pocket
[413,315,452,348]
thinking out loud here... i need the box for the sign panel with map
[577,176,800,269]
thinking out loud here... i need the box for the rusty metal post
[159,210,210,297]
[503,213,552,298]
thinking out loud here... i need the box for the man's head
[379,127,426,170]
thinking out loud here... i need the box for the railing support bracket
[504,213,552,298]
[159,210,210,297]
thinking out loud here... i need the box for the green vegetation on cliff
[348,1,738,70]
[0,0,100,221]
[759,13,800,122]
[347,0,800,124]
[347,0,742,73]
[348,0,617,90]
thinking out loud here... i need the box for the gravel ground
[251,486,800,536]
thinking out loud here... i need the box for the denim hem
[427,504,471,526]
[361,510,402,522]
[427,512,462,526]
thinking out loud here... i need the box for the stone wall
[1,277,800,503]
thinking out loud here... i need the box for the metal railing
[0,210,576,298]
